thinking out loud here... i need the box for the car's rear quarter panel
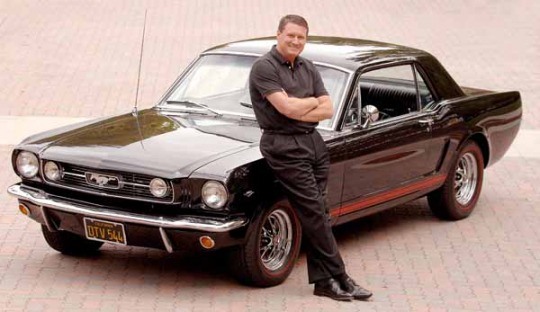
[433,91,522,172]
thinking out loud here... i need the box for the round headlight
[16,151,39,178]
[149,178,169,198]
[44,161,62,181]
[202,181,228,209]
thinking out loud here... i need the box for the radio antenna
[132,9,148,116]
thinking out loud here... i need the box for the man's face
[276,22,307,62]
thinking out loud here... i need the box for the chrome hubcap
[454,152,478,205]
[260,209,293,271]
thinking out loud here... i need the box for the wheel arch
[467,132,490,168]
[428,136,485,221]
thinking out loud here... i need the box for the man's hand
[298,95,333,122]
[266,90,319,119]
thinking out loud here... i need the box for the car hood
[29,109,263,178]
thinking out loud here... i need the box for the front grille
[43,162,175,203]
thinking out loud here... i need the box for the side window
[343,64,438,128]
[360,65,419,119]
[414,66,435,108]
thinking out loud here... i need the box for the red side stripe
[330,174,447,217]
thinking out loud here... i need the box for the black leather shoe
[336,274,372,300]
[313,277,353,301]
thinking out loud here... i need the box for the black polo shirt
[249,45,328,134]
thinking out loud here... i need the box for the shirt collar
[270,45,304,67]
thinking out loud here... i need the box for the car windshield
[162,54,349,128]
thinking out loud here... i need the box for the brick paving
[1,1,539,311]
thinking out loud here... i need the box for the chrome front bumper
[7,184,248,252]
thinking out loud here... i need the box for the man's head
[276,15,309,63]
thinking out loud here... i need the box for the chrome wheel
[454,152,478,205]
[259,209,293,271]
[428,141,484,221]
[229,200,301,287]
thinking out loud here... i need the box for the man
[249,14,372,301]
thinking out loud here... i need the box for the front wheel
[428,141,484,220]
[229,200,302,287]
[41,225,103,255]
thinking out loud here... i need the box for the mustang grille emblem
[85,172,121,189]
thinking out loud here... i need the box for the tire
[41,225,103,255]
[229,200,302,287]
[428,141,484,220]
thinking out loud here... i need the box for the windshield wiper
[240,101,253,109]
[165,100,222,116]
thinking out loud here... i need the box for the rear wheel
[229,200,302,287]
[41,225,103,255]
[428,141,484,220]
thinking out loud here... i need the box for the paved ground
[0,1,539,311]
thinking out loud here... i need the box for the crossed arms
[266,90,333,122]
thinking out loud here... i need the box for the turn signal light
[18,204,30,216]
[199,236,215,249]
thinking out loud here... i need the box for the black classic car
[8,37,521,287]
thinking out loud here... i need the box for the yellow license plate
[84,217,126,245]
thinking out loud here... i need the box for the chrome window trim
[338,111,435,136]
[200,51,262,58]
[368,110,432,129]
[327,70,354,131]
[412,63,440,105]
[155,57,201,105]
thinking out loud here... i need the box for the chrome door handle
[418,118,433,132]
[418,118,433,125]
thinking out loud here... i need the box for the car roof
[202,36,429,72]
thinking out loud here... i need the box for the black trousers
[260,131,345,283]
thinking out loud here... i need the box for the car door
[337,64,439,218]
[324,134,348,223]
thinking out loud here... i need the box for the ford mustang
[7,37,522,287]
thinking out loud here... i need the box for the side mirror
[361,105,379,128]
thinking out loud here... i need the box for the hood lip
[37,141,260,181]
[180,141,260,180]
